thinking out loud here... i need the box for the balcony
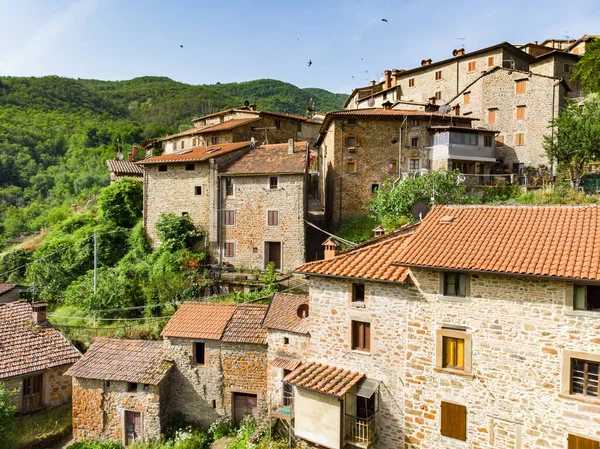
[431,143,496,162]
[345,413,378,448]
[270,392,294,421]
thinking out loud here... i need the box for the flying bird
[307,60,312,67]
[381,18,388,23]
[180,45,184,48]
[351,75,355,79]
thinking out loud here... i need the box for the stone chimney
[32,302,48,324]
[421,59,432,66]
[127,152,133,162]
[249,104,257,111]
[288,139,295,155]
[373,225,386,238]
[384,70,392,89]
[322,237,340,260]
[382,101,393,110]
[132,145,139,161]
[369,80,376,87]
[428,96,437,105]
[455,48,465,56]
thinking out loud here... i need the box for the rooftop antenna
[455,37,466,52]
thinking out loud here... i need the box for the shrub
[67,440,124,449]
[0,383,16,439]
[155,213,202,252]
[98,178,143,228]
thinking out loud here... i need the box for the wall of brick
[4,365,73,412]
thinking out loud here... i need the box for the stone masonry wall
[219,173,306,272]
[266,329,310,403]
[4,364,73,412]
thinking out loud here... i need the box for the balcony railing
[270,392,294,420]
[345,413,377,447]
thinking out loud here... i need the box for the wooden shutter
[496,135,504,147]
[441,402,467,441]
[488,56,494,67]
[488,109,496,124]
[224,210,235,226]
[364,322,371,351]
[568,434,600,449]
[268,210,279,226]
[516,106,526,120]
[516,80,527,94]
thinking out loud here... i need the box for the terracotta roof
[106,160,143,175]
[284,361,364,397]
[220,143,307,175]
[295,225,418,283]
[194,107,309,123]
[65,338,171,385]
[138,142,250,165]
[0,284,18,296]
[221,304,268,344]
[263,293,310,334]
[0,302,81,379]
[158,118,261,141]
[393,205,600,281]
[271,356,302,371]
[161,302,237,340]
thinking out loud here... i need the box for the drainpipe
[393,116,408,187]
[551,81,561,177]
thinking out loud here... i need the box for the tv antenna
[455,37,466,51]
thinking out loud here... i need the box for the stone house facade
[291,204,600,449]
[0,301,81,413]
[159,105,321,155]
[66,339,172,445]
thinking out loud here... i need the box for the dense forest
[0,75,346,243]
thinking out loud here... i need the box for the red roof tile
[106,160,144,175]
[0,302,81,379]
[284,361,364,397]
[263,293,310,334]
[158,118,260,141]
[295,225,418,282]
[65,338,171,385]
[161,303,237,340]
[221,304,268,344]
[394,205,600,281]
[138,142,250,165]
[220,142,307,175]
[271,356,302,371]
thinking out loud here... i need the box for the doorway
[22,374,43,412]
[233,393,258,424]
[125,411,142,444]
[282,369,293,407]
[264,242,282,270]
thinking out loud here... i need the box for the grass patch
[4,403,72,449]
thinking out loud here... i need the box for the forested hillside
[0,76,346,242]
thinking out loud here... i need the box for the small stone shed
[65,338,172,445]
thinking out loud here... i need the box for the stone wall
[219,173,306,272]
[71,377,165,443]
[4,364,73,412]
[266,329,310,402]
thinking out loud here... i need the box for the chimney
[322,237,340,260]
[382,101,393,110]
[421,58,432,66]
[373,225,386,238]
[534,40,538,45]
[456,48,465,56]
[132,145,139,161]
[454,104,461,116]
[369,80,376,87]
[249,104,257,111]
[428,96,437,105]
[288,139,295,154]
[166,132,173,137]
[384,70,392,89]
[32,302,48,324]
[127,152,133,162]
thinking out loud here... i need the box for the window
[436,327,472,374]
[352,283,365,304]
[296,122,302,132]
[564,63,570,73]
[443,336,465,370]
[568,435,599,449]
[283,337,290,345]
[409,159,421,172]
[496,135,504,147]
[347,160,357,172]
[484,135,493,147]
[267,210,279,227]
[452,161,475,174]
[516,105,526,121]
[269,176,279,190]
[443,272,467,297]
[194,342,205,365]
[348,118,357,126]
[186,163,195,171]
[435,70,442,80]
[104,380,111,388]
[347,136,356,147]
[515,133,525,146]
[225,178,235,197]
[440,402,467,441]
[467,61,476,72]
[435,91,442,100]
[371,183,379,193]
[158,165,167,172]
[450,133,478,145]
[382,91,387,100]
[571,358,599,398]
[408,78,415,87]
[515,79,527,94]
[573,47,580,55]
[351,321,371,352]
[224,242,235,258]
[411,137,419,147]
[224,210,235,226]
[211,136,219,145]
[513,163,524,174]
[409,119,419,127]
[487,56,494,67]
[192,137,198,147]
[464,92,471,105]
[488,108,497,124]
[574,285,600,311]
[127,382,137,393]
[195,186,202,195]
[181,212,188,216]
[180,141,185,149]
[388,161,397,173]
[274,119,281,129]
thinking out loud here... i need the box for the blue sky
[0,0,598,94]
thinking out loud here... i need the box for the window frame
[267,210,279,227]
[514,132,525,146]
[193,341,206,365]
[496,135,504,147]
[158,165,168,172]
[487,108,497,124]
[274,119,281,130]
[568,434,599,449]
[268,176,279,190]
[408,78,415,88]
[571,284,600,313]
[409,119,420,127]
[195,186,202,196]
[484,135,493,147]
[347,136,357,147]
[347,160,357,173]
[487,56,494,67]
[436,327,472,375]
[515,79,527,95]
[223,209,236,227]
[516,105,526,121]
[127,382,138,393]
[467,60,476,72]
[224,178,235,198]
[442,271,468,297]
[185,163,195,171]
[410,137,419,147]
[211,136,219,145]
[223,242,235,258]
[351,283,365,305]
[463,92,471,105]
[561,350,600,403]
[351,320,371,353]
[435,70,442,80]
[435,91,442,100]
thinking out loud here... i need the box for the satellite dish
[244,100,250,107]
[117,152,124,160]
[411,202,429,221]
[452,49,459,57]
[439,105,452,115]
[250,137,256,149]
[368,97,375,107]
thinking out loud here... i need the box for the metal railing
[345,413,378,446]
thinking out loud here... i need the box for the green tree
[97,179,143,228]
[155,213,202,251]
[544,95,600,190]
[0,382,16,440]
[573,38,600,93]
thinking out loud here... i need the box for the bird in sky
[351,75,355,79]
[180,45,184,48]
[382,18,388,23]
[307,60,312,67]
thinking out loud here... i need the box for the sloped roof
[106,160,144,175]
[158,118,261,141]
[272,356,302,371]
[65,338,171,385]
[284,361,364,398]
[220,142,307,175]
[0,284,18,296]
[138,142,250,165]
[221,304,268,344]
[0,302,81,379]
[393,205,600,281]
[263,293,310,334]
[295,224,418,283]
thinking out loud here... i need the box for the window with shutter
[515,79,527,94]
[435,91,442,100]
[464,92,470,105]
[443,272,467,297]
[467,61,476,72]
[224,242,235,258]
[435,70,442,80]
[515,133,525,146]
[224,210,235,226]
[564,63,571,73]
[487,56,494,67]
[568,435,600,449]
[496,135,504,147]
[267,210,279,227]
[516,106,526,121]
[488,109,497,124]
[351,321,371,352]
[347,160,357,172]
[440,402,467,441]
[408,78,415,87]
[212,136,219,145]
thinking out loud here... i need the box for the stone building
[291,204,600,449]
[0,301,81,413]
[66,339,172,444]
[158,105,321,155]
[218,141,308,272]
[344,37,591,169]
[315,108,492,226]
[161,302,269,427]
[106,159,143,183]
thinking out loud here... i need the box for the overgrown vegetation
[0,383,16,446]
[573,37,600,94]
[3,403,71,449]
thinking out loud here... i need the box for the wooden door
[568,434,600,449]
[233,393,258,424]
[125,411,142,444]
[22,374,43,412]
[266,242,282,270]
